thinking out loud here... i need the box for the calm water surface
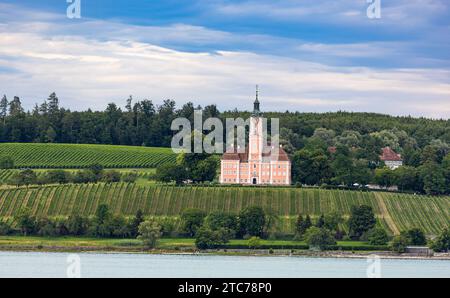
[0,251,449,278]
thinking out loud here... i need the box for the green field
[0,183,448,236]
[0,143,176,168]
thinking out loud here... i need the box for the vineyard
[0,184,448,235]
[0,143,176,168]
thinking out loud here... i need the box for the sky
[0,0,449,118]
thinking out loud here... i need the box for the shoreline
[1,246,449,261]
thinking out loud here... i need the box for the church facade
[220,93,291,185]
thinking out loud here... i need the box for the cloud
[0,2,449,118]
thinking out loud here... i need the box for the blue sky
[0,0,449,117]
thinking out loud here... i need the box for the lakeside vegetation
[0,236,384,252]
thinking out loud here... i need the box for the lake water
[0,251,449,278]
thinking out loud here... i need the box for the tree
[316,214,325,228]
[72,170,97,184]
[311,128,336,146]
[368,227,389,245]
[190,156,218,183]
[419,163,446,195]
[238,206,266,238]
[89,163,104,180]
[348,205,376,240]
[0,95,8,124]
[305,227,336,249]
[430,228,450,252]
[394,166,421,192]
[155,164,187,185]
[374,168,396,188]
[129,209,145,238]
[15,208,36,236]
[324,212,343,231]
[181,208,206,237]
[295,214,312,239]
[195,227,230,250]
[10,169,37,187]
[137,220,162,249]
[46,170,70,184]
[390,234,410,253]
[101,170,121,183]
[403,228,427,246]
[66,213,88,236]
[292,149,331,185]
[204,211,238,237]
[122,172,138,183]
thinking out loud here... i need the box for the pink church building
[220,93,291,185]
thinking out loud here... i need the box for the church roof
[222,145,290,162]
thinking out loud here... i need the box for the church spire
[253,85,260,116]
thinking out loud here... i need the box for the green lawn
[0,236,381,251]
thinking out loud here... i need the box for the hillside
[0,183,448,236]
[0,143,176,169]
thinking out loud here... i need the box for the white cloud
[0,2,449,118]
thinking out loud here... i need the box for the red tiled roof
[222,145,290,162]
[328,146,337,154]
[380,147,402,161]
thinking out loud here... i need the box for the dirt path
[375,193,400,235]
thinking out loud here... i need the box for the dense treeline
[0,93,449,147]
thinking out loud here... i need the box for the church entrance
[252,178,257,185]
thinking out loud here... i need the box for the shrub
[305,227,336,249]
[101,170,121,183]
[430,228,450,252]
[390,234,410,253]
[46,170,71,184]
[137,220,162,249]
[368,227,389,245]
[238,206,265,238]
[248,236,262,249]
[181,208,206,237]
[15,208,36,236]
[122,172,138,183]
[195,227,230,250]
[37,217,58,237]
[204,211,238,238]
[403,228,427,246]
[66,214,89,236]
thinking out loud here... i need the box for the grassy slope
[0,143,176,168]
[0,183,448,235]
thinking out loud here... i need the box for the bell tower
[249,85,263,162]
